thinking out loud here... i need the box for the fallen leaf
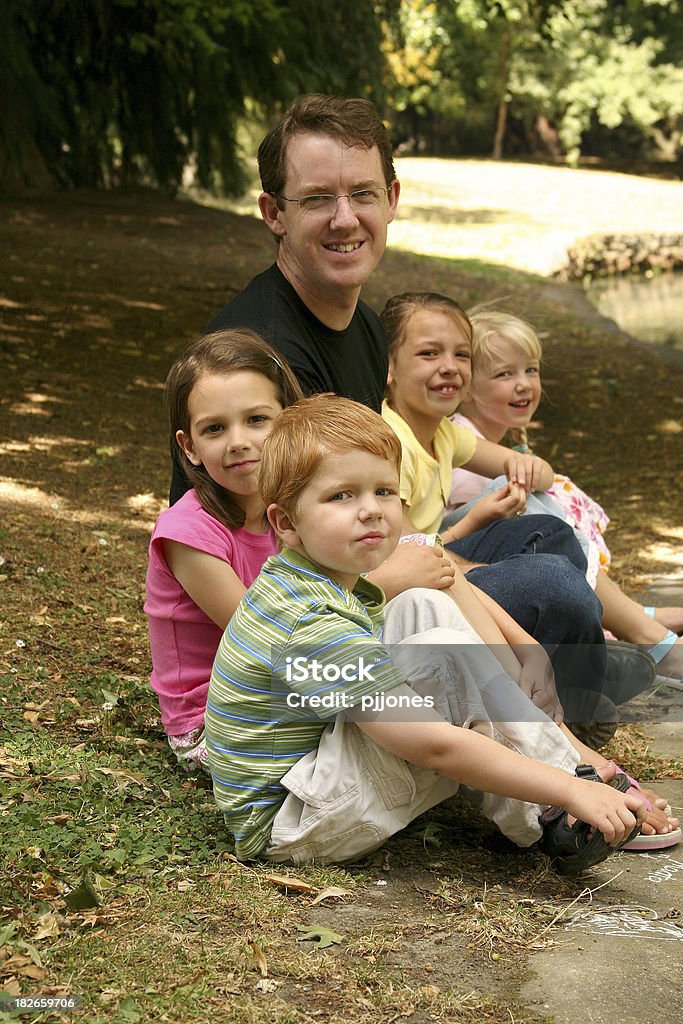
[18,963,46,980]
[295,925,343,949]
[93,767,148,788]
[263,873,317,894]
[1,953,32,971]
[64,872,103,911]
[255,978,278,993]
[32,912,60,941]
[310,886,354,906]
[248,940,268,977]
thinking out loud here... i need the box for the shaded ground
[1,190,682,1023]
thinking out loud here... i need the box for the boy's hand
[368,542,456,599]
[564,777,647,846]
[518,647,564,723]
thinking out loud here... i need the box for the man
[169,93,652,714]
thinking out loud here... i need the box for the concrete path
[521,579,683,1024]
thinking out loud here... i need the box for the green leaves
[295,925,344,949]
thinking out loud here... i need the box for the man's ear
[258,192,287,240]
[386,178,400,225]
[267,503,300,547]
[176,429,202,467]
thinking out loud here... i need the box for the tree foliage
[2,0,680,194]
[382,0,683,164]
[2,0,394,194]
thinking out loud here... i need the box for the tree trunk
[492,29,511,161]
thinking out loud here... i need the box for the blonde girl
[145,329,303,771]
[451,308,682,683]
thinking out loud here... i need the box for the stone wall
[558,233,683,281]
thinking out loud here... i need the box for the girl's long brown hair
[165,328,303,529]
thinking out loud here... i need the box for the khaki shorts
[263,590,579,865]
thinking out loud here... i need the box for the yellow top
[381,402,477,534]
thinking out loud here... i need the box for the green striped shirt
[205,548,405,859]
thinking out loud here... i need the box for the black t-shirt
[169,264,388,503]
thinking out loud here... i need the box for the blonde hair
[468,309,542,370]
[467,309,543,449]
[259,394,402,516]
[166,329,303,529]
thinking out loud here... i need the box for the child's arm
[163,540,247,630]
[440,481,528,542]
[398,505,483,572]
[465,437,554,494]
[351,698,645,844]
[367,542,457,599]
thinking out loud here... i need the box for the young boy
[205,395,646,874]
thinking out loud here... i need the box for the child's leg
[263,615,581,863]
[596,573,682,679]
[385,583,525,684]
[651,607,683,634]
[384,617,582,847]
[262,716,461,865]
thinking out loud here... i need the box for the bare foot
[594,763,679,835]
[657,637,683,682]
[639,805,679,836]
[653,606,683,635]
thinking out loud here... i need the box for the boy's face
[269,449,402,590]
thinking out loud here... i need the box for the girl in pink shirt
[145,329,302,771]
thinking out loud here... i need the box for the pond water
[586,271,683,351]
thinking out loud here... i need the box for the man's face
[262,133,399,312]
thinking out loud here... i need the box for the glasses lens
[349,188,385,208]
[299,194,336,213]
[297,189,388,214]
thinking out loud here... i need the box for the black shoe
[603,641,656,705]
[563,690,619,750]
[538,765,640,876]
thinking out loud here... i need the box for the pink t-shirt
[144,490,277,736]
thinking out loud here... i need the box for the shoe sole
[621,826,682,852]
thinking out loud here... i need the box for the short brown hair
[259,394,402,516]
[166,328,303,529]
[258,93,396,197]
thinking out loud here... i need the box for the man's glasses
[270,187,392,215]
